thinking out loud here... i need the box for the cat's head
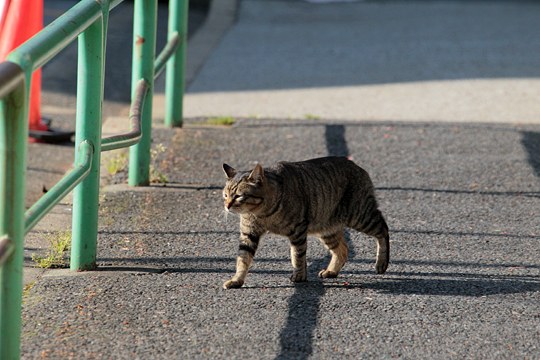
[222,163,265,214]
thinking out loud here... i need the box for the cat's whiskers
[222,208,231,222]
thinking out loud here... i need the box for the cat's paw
[318,269,338,278]
[375,258,389,274]
[290,271,307,283]
[223,279,244,289]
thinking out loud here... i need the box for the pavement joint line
[41,267,170,277]
[101,183,223,193]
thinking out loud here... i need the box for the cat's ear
[222,163,237,179]
[248,163,264,184]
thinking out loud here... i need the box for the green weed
[150,143,169,184]
[105,151,128,175]
[31,231,71,268]
[205,116,236,126]
[304,113,321,120]
[22,282,36,303]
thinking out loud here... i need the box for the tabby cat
[221,156,389,289]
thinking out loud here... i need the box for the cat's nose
[225,201,233,209]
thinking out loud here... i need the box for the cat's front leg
[223,231,261,289]
[289,234,308,283]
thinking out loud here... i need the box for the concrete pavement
[21,0,540,359]
[183,0,540,123]
[22,120,540,359]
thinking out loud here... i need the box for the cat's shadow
[241,273,540,297]
[94,258,540,297]
[330,276,540,297]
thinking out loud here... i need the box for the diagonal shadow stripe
[324,124,349,157]
[521,131,540,178]
[277,124,354,359]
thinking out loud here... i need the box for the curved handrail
[0,62,24,99]
[154,32,180,79]
[0,236,13,267]
[101,79,149,152]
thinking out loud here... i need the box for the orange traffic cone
[0,1,8,31]
[0,0,73,142]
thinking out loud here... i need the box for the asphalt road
[21,119,540,359]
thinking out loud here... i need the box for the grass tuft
[304,113,321,120]
[105,151,128,175]
[31,231,71,268]
[205,116,236,126]
[150,143,169,184]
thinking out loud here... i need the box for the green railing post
[165,0,189,128]
[128,0,157,186]
[0,62,27,360]
[70,14,105,271]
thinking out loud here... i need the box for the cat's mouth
[224,201,262,214]
[224,204,244,214]
[224,206,238,214]
[225,206,248,214]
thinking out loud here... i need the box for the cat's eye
[223,193,228,199]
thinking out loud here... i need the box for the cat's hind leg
[318,230,349,278]
[350,204,390,274]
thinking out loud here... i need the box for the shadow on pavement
[392,228,540,240]
[277,125,351,360]
[90,255,540,298]
[521,131,540,178]
[188,1,540,93]
[364,277,540,297]
[377,186,540,199]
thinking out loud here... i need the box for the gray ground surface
[19,0,540,359]
[22,120,540,359]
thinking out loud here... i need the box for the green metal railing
[0,0,189,358]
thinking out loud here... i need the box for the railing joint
[0,236,14,266]
[0,61,25,98]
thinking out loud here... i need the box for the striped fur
[222,157,389,289]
